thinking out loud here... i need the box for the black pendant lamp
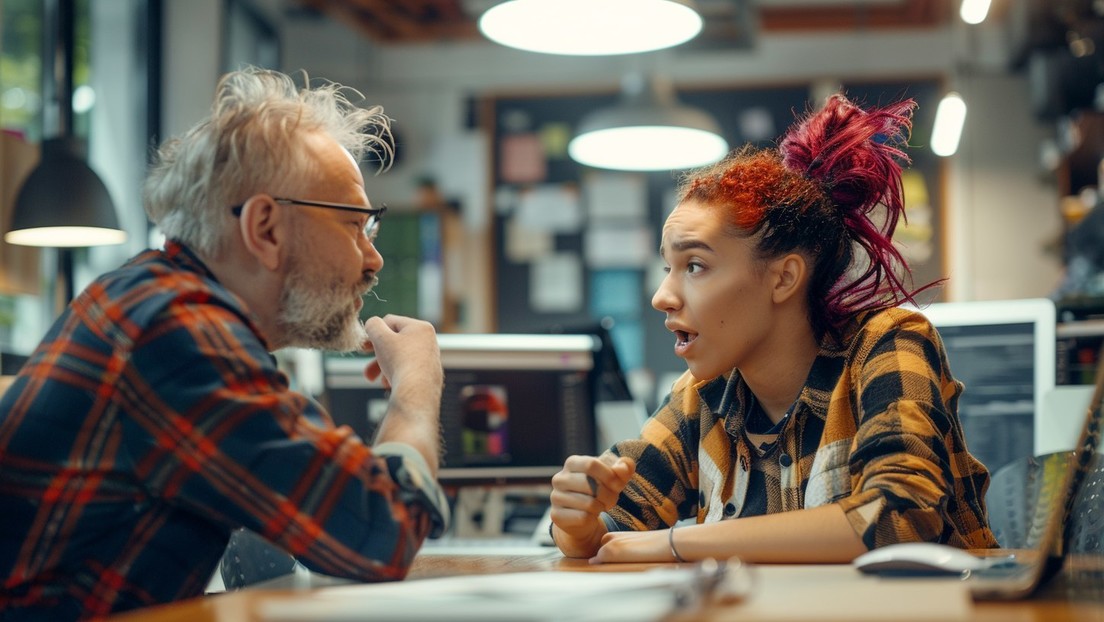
[5,0,126,251]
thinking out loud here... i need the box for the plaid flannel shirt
[0,241,448,619]
[604,307,998,550]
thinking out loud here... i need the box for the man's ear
[770,252,807,304]
[237,195,284,272]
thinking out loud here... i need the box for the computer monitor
[916,298,1057,475]
[322,333,600,485]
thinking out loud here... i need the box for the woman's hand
[591,528,676,564]
[549,454,635,558]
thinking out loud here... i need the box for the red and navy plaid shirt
[0,241,447,619]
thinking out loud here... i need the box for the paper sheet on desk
[719,565,973,622]
[257,569,704,622]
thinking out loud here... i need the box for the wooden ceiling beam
[760,0,950,31]
[296,0,951,45]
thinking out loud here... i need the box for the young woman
[549,94,998,564]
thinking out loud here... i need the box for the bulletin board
[488,78,946,387]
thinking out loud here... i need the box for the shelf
[1058,319,1104,338]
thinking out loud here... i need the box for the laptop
[964,342,1103,600]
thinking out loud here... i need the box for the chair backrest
[986,451,1074,549]
[218,528,299,590]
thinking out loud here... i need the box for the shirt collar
[162,239,274,354]
[164,239,219,282]
[696,314,875,434]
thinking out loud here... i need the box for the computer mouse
[852,542,986,576]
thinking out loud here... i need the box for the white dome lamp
[478,0,703,56]
[568,74,729,172]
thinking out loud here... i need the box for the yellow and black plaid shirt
[605,307,998,550]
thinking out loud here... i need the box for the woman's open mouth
[674,330,697,355]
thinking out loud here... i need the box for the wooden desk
[107,552,1104,622]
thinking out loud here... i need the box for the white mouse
[852,542,986,576]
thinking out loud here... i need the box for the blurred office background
[1,0,1102,410]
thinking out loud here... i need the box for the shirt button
[779,453,793,468]
[699,491,706,507]
[723,502,737,516]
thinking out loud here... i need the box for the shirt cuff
[374,442,451,538]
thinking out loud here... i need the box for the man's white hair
[143,66,392,257]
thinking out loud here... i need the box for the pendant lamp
[4,0,126,302]
[478,0,703,56]
[5,0,126,249]
[568,74,729,172]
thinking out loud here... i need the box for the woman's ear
[237,195,284,272]
[771,253,808,304]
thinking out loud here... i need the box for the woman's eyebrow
[661,238,714,257]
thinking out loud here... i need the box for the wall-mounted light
[931,92,967,157]
[479,0,703,56]
[959,0,991,25]
[568,74,728,171]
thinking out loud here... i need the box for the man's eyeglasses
[230,197,387,240]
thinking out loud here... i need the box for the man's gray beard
[276,261,372,353]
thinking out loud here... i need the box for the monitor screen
[322,334,599,484]
[917,299,1056,475]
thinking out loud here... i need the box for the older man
[0,67,448,619]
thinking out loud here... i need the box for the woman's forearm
[674,504,867,563]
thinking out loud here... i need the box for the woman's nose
[651,277,679,313]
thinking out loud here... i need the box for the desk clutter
[250,561,971,622]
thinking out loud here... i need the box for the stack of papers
[257,567,726,622]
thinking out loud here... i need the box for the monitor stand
[454,487,509,538]
[450,484,553,541]
[421,485,558,554]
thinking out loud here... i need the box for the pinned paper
[516,185,582,233]
[530,253,583,313]
[585,224,652,269]
[499,133,546,184]
[583,172,647,222]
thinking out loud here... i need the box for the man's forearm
[373,386,442,474]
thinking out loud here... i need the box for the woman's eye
[687,261,704,274]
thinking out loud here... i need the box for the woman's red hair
[679,93,931,340]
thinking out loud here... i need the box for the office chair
[985,451,1074,549]
[218,528,300,590]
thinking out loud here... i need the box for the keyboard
[418,536,557,556]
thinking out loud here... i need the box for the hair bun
[779,93,915,218]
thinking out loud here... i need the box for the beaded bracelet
[668,523,687,563]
